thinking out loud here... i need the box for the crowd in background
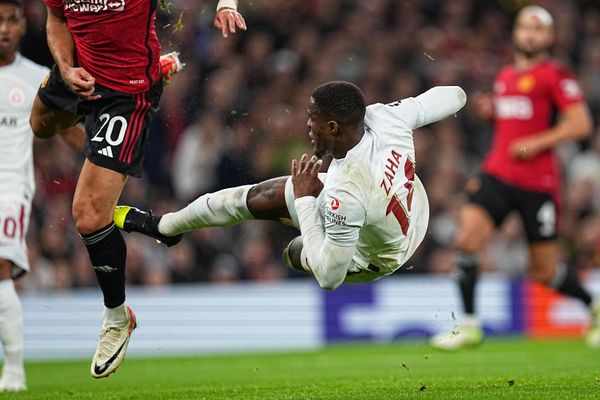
[16,0,600,291]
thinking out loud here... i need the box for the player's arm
[45,6,100,100]
[382,86,467,130]
[291,155,364,290]
[413,86,467,127]
[45,6,74,75]
[214,0,246,38]
[508,102,592,159]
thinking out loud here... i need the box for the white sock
[104,303,128,326]
[159,185,254,235]
[0,279,24,380]
[461,314,481,328]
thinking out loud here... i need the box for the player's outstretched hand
[291,154,324,199]
[214,8,246,37]
[60,66,101,101]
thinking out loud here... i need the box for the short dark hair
[311,81,366,127]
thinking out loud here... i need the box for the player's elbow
[315,271,345,291]
[577,115,593,139]
[566,104,593,140]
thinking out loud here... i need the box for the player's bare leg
[0,262,25,392]
[115,177,292,244]
[430,204,494,350]
[528,241,597,347]
[29,95,81,139]
[73,161,136,378]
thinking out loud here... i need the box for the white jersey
[288,86,466,289]
[316,99,431,278]
[0,53,49,201]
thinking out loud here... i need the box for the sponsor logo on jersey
[324,208,347,226]
[0,116,18,128]
[65,0,125,13]
[329,198,340,211]
[517,74,535,93]
[494,96,533,120]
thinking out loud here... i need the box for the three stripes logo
[98,147,114,158]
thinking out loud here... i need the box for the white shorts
[0,198,31,278]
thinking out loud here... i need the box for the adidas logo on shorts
[98,147,114,158]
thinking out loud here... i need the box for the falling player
[114,81,466,290]
[430,5,597,350]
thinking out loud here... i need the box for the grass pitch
[5,339,600,399]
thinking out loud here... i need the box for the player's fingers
[227,12,236,33]
[214,17,222,29]
[78,68,95,82]
[310,159,323,174]
[299,153,308,171]
[291,159,298,175]
[72,80,95,92]
[82,93,102,101]
[217,15,228,37]
[235,13,247,30]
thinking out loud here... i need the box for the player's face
[306,97,334,158]
[0,4,25,61]
[513,13,553,58]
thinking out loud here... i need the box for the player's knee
[72,202,110,234]
[29,113,52,139]
[455,234,482,253]
[247,179,287,218]
[283,236,304,272]
[317,276,343,291]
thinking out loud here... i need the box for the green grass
[5,339,600,399]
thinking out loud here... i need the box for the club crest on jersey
[329,198,340,211]
[65,0,125,12]
[8,86,24,108]
[517,74,535,93]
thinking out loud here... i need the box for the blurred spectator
[21,0,600,290]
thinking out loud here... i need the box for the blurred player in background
[430,5,597,350]
[0,0,84,391]
[114,82,466,290]
[28,0,245,379]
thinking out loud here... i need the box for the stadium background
[17,0,600,289]
[10,0,600,356]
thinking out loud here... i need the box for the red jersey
[483,60,584,193]
[44,0,161,94]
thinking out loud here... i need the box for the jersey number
[91,113,128,146]
[0,204,24,240]
[385,157,415,235]
[537,200,556,237]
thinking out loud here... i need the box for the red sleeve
[43,0,64,14]
[549,65,584,110]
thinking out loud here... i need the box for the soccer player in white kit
[115,81,466,289]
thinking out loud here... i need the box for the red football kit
[483,60,584,194]
[43,0,161,94]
